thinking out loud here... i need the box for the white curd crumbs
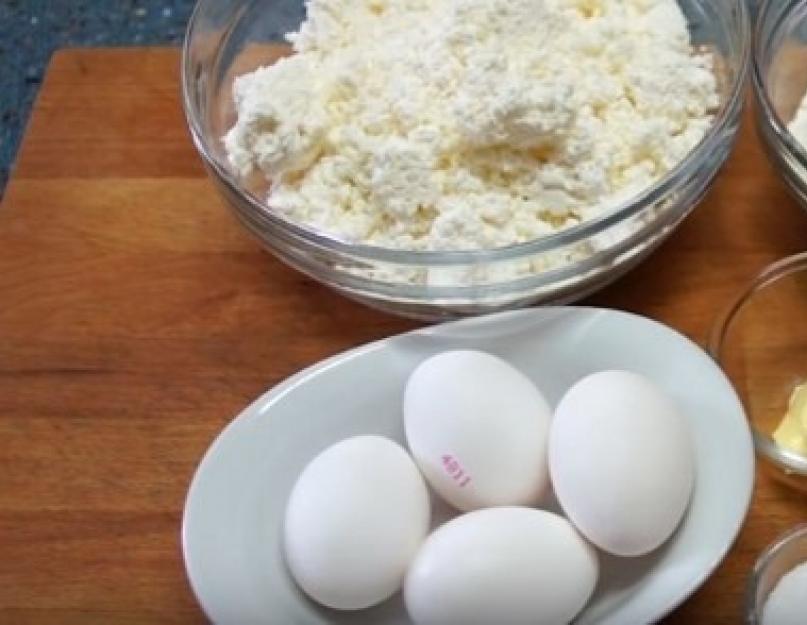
[790,95,807,150]
[762,561,807,625]
[224,0,719,256]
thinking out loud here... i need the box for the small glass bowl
[752,0,807,211]
[746,524,807,624]
[709,252,807,490]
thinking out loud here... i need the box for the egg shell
[403,350,552,512]
[404,507,599,625]
[283,436,430,610]
[549,370,695,557]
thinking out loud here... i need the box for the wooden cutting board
[1,47,806,625]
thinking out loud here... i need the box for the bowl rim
[745,523,807,624]
[752,0,807,172]
[708,251,807,476]
[181,0,751,265]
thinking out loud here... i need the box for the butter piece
[772,382,807,457]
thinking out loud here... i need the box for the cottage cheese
[225,0,718,259]
[790,93,807,149]
[763,562,807,625]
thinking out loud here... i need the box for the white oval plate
[182,307,754,625]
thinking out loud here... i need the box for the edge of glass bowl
[708,251,807,477]
[752,0,807,176]
[745,523,807,624]
[181,0,751,268]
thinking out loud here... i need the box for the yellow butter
[772,382,807,457]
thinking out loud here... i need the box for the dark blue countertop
[0,0,198,196]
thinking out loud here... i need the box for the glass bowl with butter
[183,0,750,320]
[753,0,807,211]
[710,252,807,489]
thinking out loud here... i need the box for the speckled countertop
[0,0,198,196]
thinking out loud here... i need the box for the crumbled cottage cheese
[790,94,807,149]
[763,561,807,625]
[225,0,718,258]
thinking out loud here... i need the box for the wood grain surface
[1,47,806,625]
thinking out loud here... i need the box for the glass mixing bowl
[182,0,750,320]
[709,253,807,491]
[753,0,807,211]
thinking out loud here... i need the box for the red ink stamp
[442,454,472,487]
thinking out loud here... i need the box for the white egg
[403,350,552,512]
[549,370,695,557]
[404,507,598,625]
[283,436,430,610]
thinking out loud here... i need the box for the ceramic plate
[182,307,754,625]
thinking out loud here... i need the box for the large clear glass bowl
[182,0,750,320]
[753,0,807,211]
